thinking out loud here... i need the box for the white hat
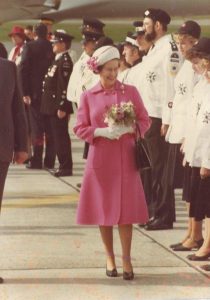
[87,45,120,73]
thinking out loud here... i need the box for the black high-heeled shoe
[122,255,134,280]
[172,238,204,251]
[123,270,134,280]
[187,252,210,261]
[106,267,118,277]
[200,264,210,271]
[106,253,118,277]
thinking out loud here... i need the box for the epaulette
[170,35,178,52]
[170,40,178,52]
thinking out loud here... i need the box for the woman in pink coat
[74,46,150,280]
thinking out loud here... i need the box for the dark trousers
[29,106,55,168]
[50,114,73,171]
[0,161,9,212]
[144,117,169,218]
[190,167,210,221]
[140,140,152,216]
[155,143,184,223]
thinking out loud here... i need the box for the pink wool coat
[74,80,150,225]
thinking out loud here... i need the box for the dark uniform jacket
[19,37,54,108]
[0,58,27,162]
[0,43,7,59]
[41,51,74,115]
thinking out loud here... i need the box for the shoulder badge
[169,40,180,76]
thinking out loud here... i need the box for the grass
[1,21,210,43]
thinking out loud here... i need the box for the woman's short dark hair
[25,25,33,31]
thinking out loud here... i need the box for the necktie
[12,45,21,62]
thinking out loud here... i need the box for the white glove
[94,127,121,140]
[114,125,134,135]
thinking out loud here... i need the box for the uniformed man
[121,31,144,83]
[139,8,183,230]
[41,30,74,177]
[67,18,105,107]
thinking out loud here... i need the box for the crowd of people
[0,8,210,282]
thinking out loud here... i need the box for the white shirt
[8,45,24,66]
[132,34,182,124]
[55,50,69,61]
[187,82,210,169]
[166,60,199,144]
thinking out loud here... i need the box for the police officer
[139,8,182,230]
[67,18,105,107]
[41,30,74,177]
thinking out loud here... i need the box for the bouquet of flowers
[104,101,136,129]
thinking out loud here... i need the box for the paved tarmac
[0,117,210,300]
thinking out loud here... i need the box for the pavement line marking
[2,194,79,208]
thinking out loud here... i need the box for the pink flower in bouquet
[87,56,99,73]
[116,110,125,122]
[104,101,136,127]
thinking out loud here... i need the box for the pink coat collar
[90,80,126,94]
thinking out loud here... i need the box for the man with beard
[139,8,182,230]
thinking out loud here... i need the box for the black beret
[132,20,145,37]
[177,20,201,39]
[51,30,74,43]
[190,37,210,57]
[144,8,171,25]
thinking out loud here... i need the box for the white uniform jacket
[187,82,210,169]
[67,51,98,107]
[68,49,78,65]
[121,62,142,85]
[166,60,199,144]
[67,51,89,105]
[118,68,131,83]
[183,76,209,163]
[132,34,182,124]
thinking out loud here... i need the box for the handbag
[135,123,151,171]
